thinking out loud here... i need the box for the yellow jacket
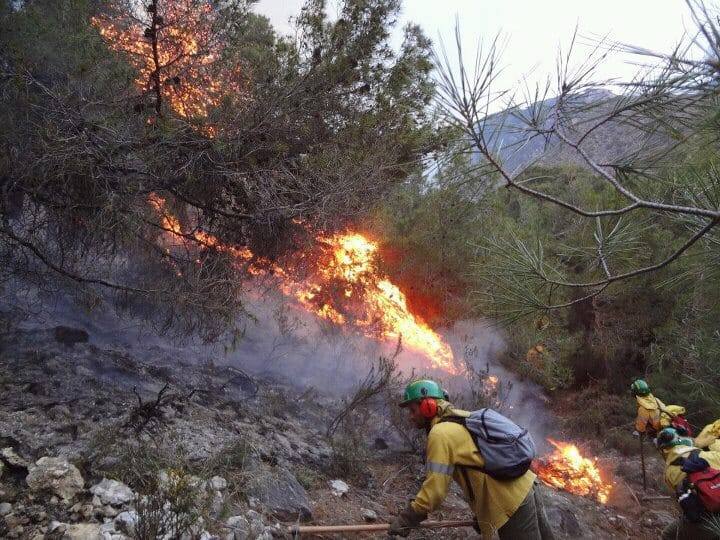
[662,444,720,492]
[635,394,685,433]
[695,419,720,451]
[410,402,536,539]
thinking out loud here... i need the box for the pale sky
[255,0,695,100]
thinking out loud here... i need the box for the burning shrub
[533,439,612,504]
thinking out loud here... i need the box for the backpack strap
[438,415,467,427]
[672,451,703,469]
[672,457,685,467]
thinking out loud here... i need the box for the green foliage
[373,140,720,416]
[561,386,635,439]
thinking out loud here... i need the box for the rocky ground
[0,323,680,539]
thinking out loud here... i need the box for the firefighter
[387,379,551,539]
[631,379,688,437]
[656,428,720,540]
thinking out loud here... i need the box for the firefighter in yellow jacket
[387,379,545,539]
[655,428,720,540]
[631,379,686,436]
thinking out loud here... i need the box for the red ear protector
[419,398,438,419]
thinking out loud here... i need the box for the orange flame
[91,0,247,134]
[533,439,612,504]
[147,195,456,372]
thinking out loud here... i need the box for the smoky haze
[1,275,556,450]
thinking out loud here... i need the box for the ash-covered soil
[0,322,678,539]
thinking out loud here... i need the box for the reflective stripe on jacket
[410,403,536,539]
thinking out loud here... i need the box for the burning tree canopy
[0,0,437,338]
[91,0,249,130]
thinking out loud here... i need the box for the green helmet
[400,379,445,407]
[630,379,651,396]
[656,427,694,450]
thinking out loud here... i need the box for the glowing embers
[91,0,247,134]
[534,439,612,504]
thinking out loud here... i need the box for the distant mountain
[480,89,661,174]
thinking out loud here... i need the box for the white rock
[210,475,228,491]
[114,510,139,536]
[329,479,349,497]
[90,479,134,506]
[1,447,30,468]
[0,502,12,516]
[48,520,66,533]
[361,508,378,522]
[25,457,84,502]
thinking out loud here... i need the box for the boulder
[361,508,378,522]
[26,457,84,502]
[90,479,134,506]
[0,502,11,516]
[245,467,312,522]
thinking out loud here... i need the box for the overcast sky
[255,0,695,99]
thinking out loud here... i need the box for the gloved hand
[387,504,427,537]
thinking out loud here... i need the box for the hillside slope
[0,318,678,539]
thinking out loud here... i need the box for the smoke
[439,320,557,452]
[0,276,556,448]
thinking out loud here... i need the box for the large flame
[533,439,612,504]
[147,194,456,372]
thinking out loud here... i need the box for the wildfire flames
[91,0,246,133]
[147,195,456,372]
[534,439,612,504]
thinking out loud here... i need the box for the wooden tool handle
[289,519,476,534]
